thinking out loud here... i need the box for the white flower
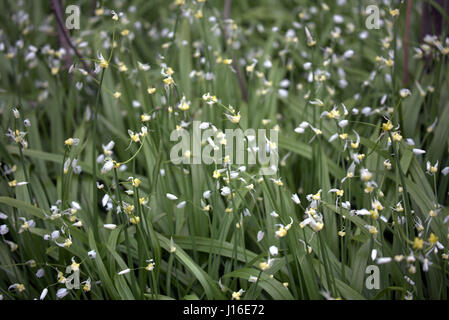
[36,268,45,278]
[101,160,114,174]
[220,186,231,196]
[263,59,272,68]
[412,148,426,155]
[177,201,186,209]
[137,61,150,71]
[118,268,131,275]
[426,161,438,175]
[40,288,48,300]
[88,250,97,259]
[371,249,377,261]
[291,193,301,205]
[166,193,178,200]
[269,245,279,256]
[203,190,211,199]
[338,120,349,128]
[199,122,210,129]
[399,88,411,98]
[278,89,288,98]
[270,211,279,218]
[0,212,7,220]
[104,224,117,230]
[56,288,69,299]
[376,257,392,264]
[343,50,354,59]
[12,108,21,118]
[102,194,110,207]
[0,224,8,235]
[257,230,264,242]
[51,230,60,239]
[71,201,81,210]
[360,168,372,182]
[356,209,371,216]
[442,167,449,176]
[341,201,351,210]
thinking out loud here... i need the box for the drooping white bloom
[341,201,351,210]
[40,288,48,300]
[137,61,150,71]
[0,224,8,235]
[88,250,96,259]
[269,245,279,256]
[36,268,45,278]
[371,249,377,261]
[118,268,131,275]
[177,201,186,209]
[56,288,69,299]
[101,160,114,174]
[291,193,301,205]
[71,201,81,210]
[220,186,231,196]
[166,193,178,200]
[51,230,60,240]
[356,209,371,216]
[103,224,117,230]
[376,257,392,264]
[399,88,411,98]
[442,167,449,176]
[360,168,373,182]
[257,231,264,242]
[294,121,309,134]
[203,190,212,199]
[338,120,349,128]
[412,148,426,155]
[270,211,279,218]
[102,194,110,207]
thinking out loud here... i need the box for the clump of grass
[0,0,448,300]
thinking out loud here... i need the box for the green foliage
[0,0,448,300]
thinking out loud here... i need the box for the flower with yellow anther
[392,132,402,142]
[428,233,438,245]
[413,237,424,250]
[64,238,72,248]
[389,8,399,17]
[367,225,378,235]
[232,289,244,300]
[83,281,91,292]
[226,112,241,124]
[71,260,80,272]
[259,261,271,271]
[178,96,190,111]
[163,77,174,86]
[382,120,394,132]
[213,170,221,179]
[130,216,140,225]
[128,130,140,143]
[132,178,141,188]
